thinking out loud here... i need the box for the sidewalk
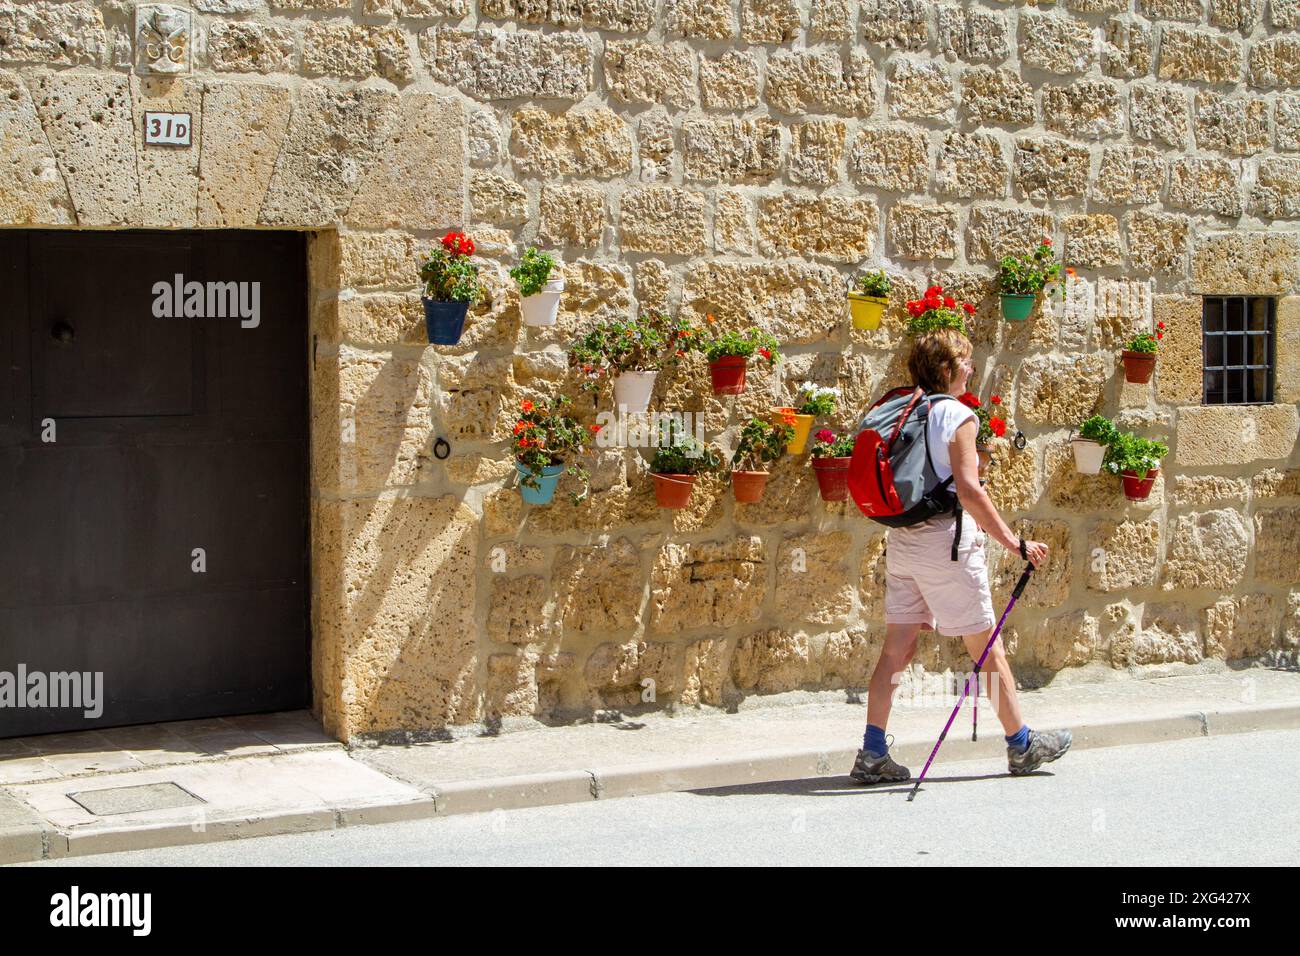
[3,668,1298,863]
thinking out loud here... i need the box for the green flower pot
[1000,293,1036,322]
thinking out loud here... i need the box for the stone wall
[3,0,1300,742]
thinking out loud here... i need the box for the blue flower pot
[423,298,470,345]
[516,461,564,505]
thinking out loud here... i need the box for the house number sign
[144,111,191,147]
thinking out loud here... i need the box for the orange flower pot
[730,470,769,503]
[1121,468,1158,502]
[812,456,851,501]
[652,473,696,508]
[1121,350,1156,384]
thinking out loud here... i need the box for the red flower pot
[708,356,748,395]
[1121,468,1158,501]
[730,470,769,503]
[1121,350,1156,384]
[653,473,696,509]
[812,456,851,501]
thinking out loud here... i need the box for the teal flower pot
[423,298,469,344]
[516,461,564,505]
[1000,293,1036,322]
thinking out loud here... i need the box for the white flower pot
[612,370,657,414]
[1072,438,1105,474]
[519,278,564,327]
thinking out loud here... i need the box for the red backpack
[848,386,965,560]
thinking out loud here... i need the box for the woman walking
[851,328,1072,784]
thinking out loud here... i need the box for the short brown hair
[908,328,972,394]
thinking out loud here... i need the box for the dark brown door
[0,230,310,737]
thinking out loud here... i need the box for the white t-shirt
[926,398,977,482]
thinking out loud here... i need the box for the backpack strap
[951,500,962,562]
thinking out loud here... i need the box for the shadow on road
[687,769,1059,799]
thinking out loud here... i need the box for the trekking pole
[907,563,1034,802]
[972,677,978,742]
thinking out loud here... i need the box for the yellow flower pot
[847,292,887,331]
[771,408,815,454]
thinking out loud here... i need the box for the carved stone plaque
[135,4,192,76]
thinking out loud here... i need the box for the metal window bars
[1201,296,1275,406]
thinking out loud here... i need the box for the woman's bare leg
[867,622,923,731]
[961,628,1023,735]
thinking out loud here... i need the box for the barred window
[1202,296,1275,405]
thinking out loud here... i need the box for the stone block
[0,0,105,66]
[935,131,1008,199]
[1168,156,1243,217]
[700,51,760,109]
[714,189,755,254]
[775,531,854,626]
[741,0,802,42]
[960,66,1035,126]
[471,172,527,226]
[486,653,538,720]
[848,124,930,193]
[303,23,412,84]
[1250,158,1300,218]
[0,72,75,224]
[1130,82,1190,148]
[604,41,696,110]
[888,201,958,260]
[1175,405,1299,465]
[1017,353,1107,426]
[681,260,843,345]
[936,4,1010,63]
[486,575,549,645]
[423,27,592,100]
[788,120,846,187]
[680,637,729,706]
[820,628,885,689]
[1159,25,1244,85]
[1126,212,1189,275]
[1163,509,1251,591]
[1191,232,1300,294]
[666,0,737,38]
[1248,36,1300,88]
[510,106,632,179]
[1195,92,1271,155]
[731,628,811,694]
[1042,80,1125,139]
[651,537,767,633]
[1087,519,1160,591]
[1014,136,1091,200]
[479,0,654,32]
[756,193,877,262]
[1093,145,1165,206]
[887,56,956,120]
[1203,595,1278,660]
[552,538,644,634]
[1064,214,1122,268]
[1103,15,1153,79]
[766,48,877,116]
[683,116,783,183]
[1153,294,1203,404]
[991,519,1072,608]
[1255,507,1300,583]
[861,0,930,50]
[198,82,291,228]
[538,183,604,247]
[966,205,1054,263]
[1019,10,1096,75]
[206,21,295,73]
[620,185,708,254]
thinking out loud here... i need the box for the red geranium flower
[925,295,942,310]
[943,296,955,308]
[991,394,1001,404]
[990,417,1008,438]
[1157,321,1166,330]
[962,302,976,315]
[815,428,835,444]
[925,285,943,297]
[958,391,980,409]
[1042,237,1052,246]
[589,424,602,434]
[758,348,772,360]
[521,399,534,412]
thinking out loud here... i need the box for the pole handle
[1011,563,1034,600]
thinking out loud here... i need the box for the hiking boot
[1007,728,1073,776]
[849,740,911,784]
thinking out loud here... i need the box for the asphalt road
[21,729,1300,866]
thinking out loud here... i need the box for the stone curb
[3,702,1297,864]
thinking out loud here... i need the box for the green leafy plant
[795,382,840,417]
[1125,330,1162,353]
[569,310,694,391]
[419,231,485,303]
[731,418,793,472]
[810,428,855,458]
[1078,414,1118,445]
[698,320,781,367]
[649,420,722,476]
[906,282,974,337]
[853,270,891,298]
[1102,432,1168,476]
[510,247,558,298]
[957,391,1007,444]
[999,238,1064,298]
[511,395,599,503]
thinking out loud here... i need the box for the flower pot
[1121,350,1156,384]
[1072,438,1105,475]
[730,470,769,503]
[519,278,564,327]
[999,293,1036,322]
[516,461,564,505]
[652,472,696,509]
[770,409,815,454]
[423,298,470,345]
[847,292,887,331]
[812,456,851,502]
[708,355,748,396]
[1121,468,1159,502]
[612,370,657,414]
[976,444,992,476]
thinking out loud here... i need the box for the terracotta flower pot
[847,292,887,331]
[771,408,815,454]
[652,472,696,509]
[1121,350,1156,384]
[1121,468,1159,502]
[1072,438,1105,474]
[976,444,992,476]
[1000,293,1035,322]
[730,470,769,503]
[708,355,748,396]
[812,456,851,501]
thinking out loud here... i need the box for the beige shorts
[884,513,996,637]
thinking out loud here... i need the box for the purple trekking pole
[907,562,1034,802]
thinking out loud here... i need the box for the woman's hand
[1022,539,1049,568]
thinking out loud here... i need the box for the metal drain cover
[67,782,205,816]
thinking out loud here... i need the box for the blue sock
[1006,725,1031,753]
[863,724,888,756]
